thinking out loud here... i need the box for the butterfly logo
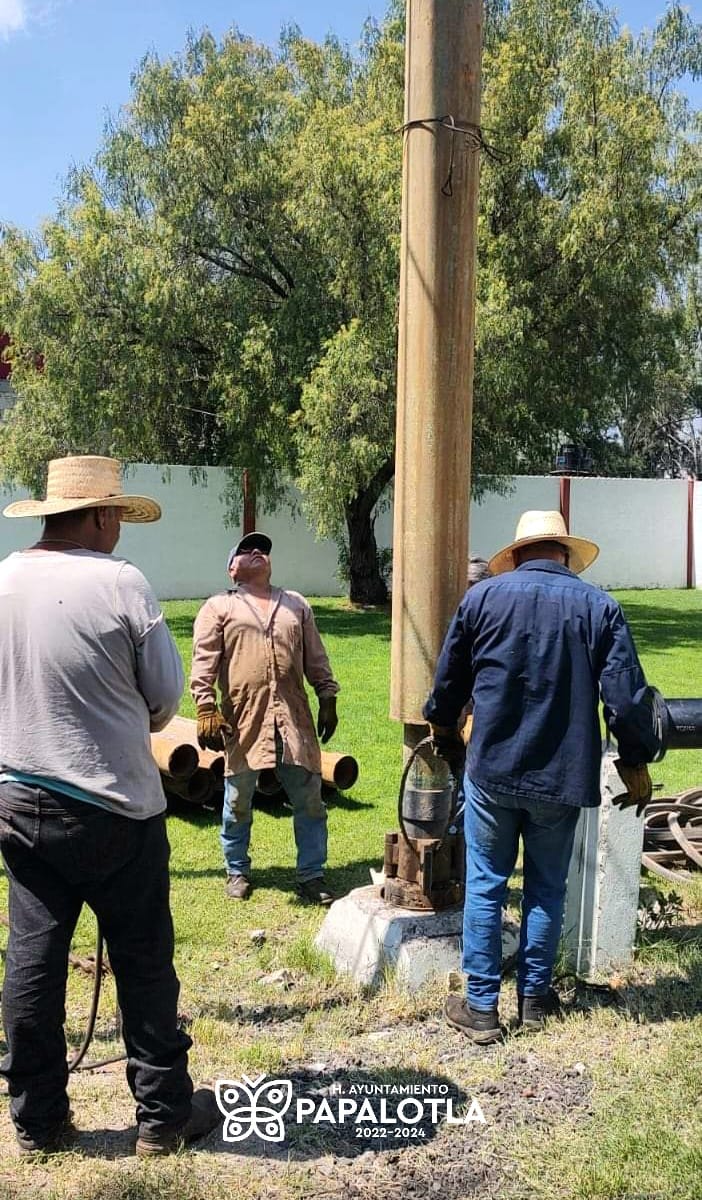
[215,1074,294,1142]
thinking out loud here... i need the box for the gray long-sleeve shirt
[0,549,183,818]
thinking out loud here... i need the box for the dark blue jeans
[463,776,580,1010]
[0,781,193,1143]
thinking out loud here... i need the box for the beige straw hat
[2,456,161,522]
[488,510,599,576]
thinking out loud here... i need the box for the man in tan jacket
[191,532,339,903]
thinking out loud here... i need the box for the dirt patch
[206,1036,593,1200]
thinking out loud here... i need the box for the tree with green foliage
[1,0,700,603]
[0,15,404,602]
[474,0,701,477]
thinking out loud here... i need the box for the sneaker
[225,874,252,900]
[135,1088,221,1157]
[444,995,503,1045]
[16,1114,75,1155]
[295,877,335,905]
[517,987,562,1031]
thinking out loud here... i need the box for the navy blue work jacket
[423,561,659,807]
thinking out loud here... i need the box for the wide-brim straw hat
[2,456,161,522]
[488,510,599,576]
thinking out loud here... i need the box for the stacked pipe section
[151,715,224,807]
[151,716,359,809]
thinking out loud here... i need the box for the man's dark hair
[515,540,569,565]
[42,509,95,534]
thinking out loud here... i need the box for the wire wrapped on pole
[397,114,506,196]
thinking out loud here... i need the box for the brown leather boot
[225,874,252,900]
[517,988,562,1031]
[135,1088,221,1157]
[445,995,503,1045]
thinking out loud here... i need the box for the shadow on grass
[166,790,373,827]
[254,789,373,816]
[311,604,391,642]
[166,799,220,826]
[619,597,702,657]
[556,922,702,1023]
[169,860,382,896]
[56,1067,470,1167]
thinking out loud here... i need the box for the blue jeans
[463,777,580,1010]
[221,757,327,883]
[0,781,193,1144]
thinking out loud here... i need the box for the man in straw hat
[424,510,659,1045]
[0,456,219,1154]
[191,530,340,904]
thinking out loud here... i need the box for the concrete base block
[315,885,520,990]
[563,747,645,978]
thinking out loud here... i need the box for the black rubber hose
[396,735,462,851]
[68,923,126,1074]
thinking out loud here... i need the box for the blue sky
[2,0,700,231]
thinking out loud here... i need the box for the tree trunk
[344,458,395,605]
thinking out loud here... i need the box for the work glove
[612,760,653,818]
[317,695,338,744]
[429,724,465,778]
[196,703,232,751]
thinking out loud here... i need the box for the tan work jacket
[190,586,339,775]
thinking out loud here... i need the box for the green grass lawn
[0,590,700,1200]
[164,588,702,890]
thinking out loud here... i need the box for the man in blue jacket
[423,510,658,1044]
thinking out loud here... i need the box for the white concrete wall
[469,476,561,561]
[694,481,702,590]
[119,466,343,598]
[570,477,688,590]
[0,465,696,598]
[0,465,345,600]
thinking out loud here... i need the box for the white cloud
[0,0,27,39]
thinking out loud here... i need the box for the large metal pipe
[163,767,216,806]
[156,715,224,775]
[658,698,702,753]
[256,768,283,797]
[257,752,360,799]
[320,751,359,791]
[158,716,359,797]
[150,735,199,780]
[390,0,482,724]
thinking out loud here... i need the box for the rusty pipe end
[322,752,359,791]
[167,743,200,780]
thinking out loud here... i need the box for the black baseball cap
[226,531,273,570]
